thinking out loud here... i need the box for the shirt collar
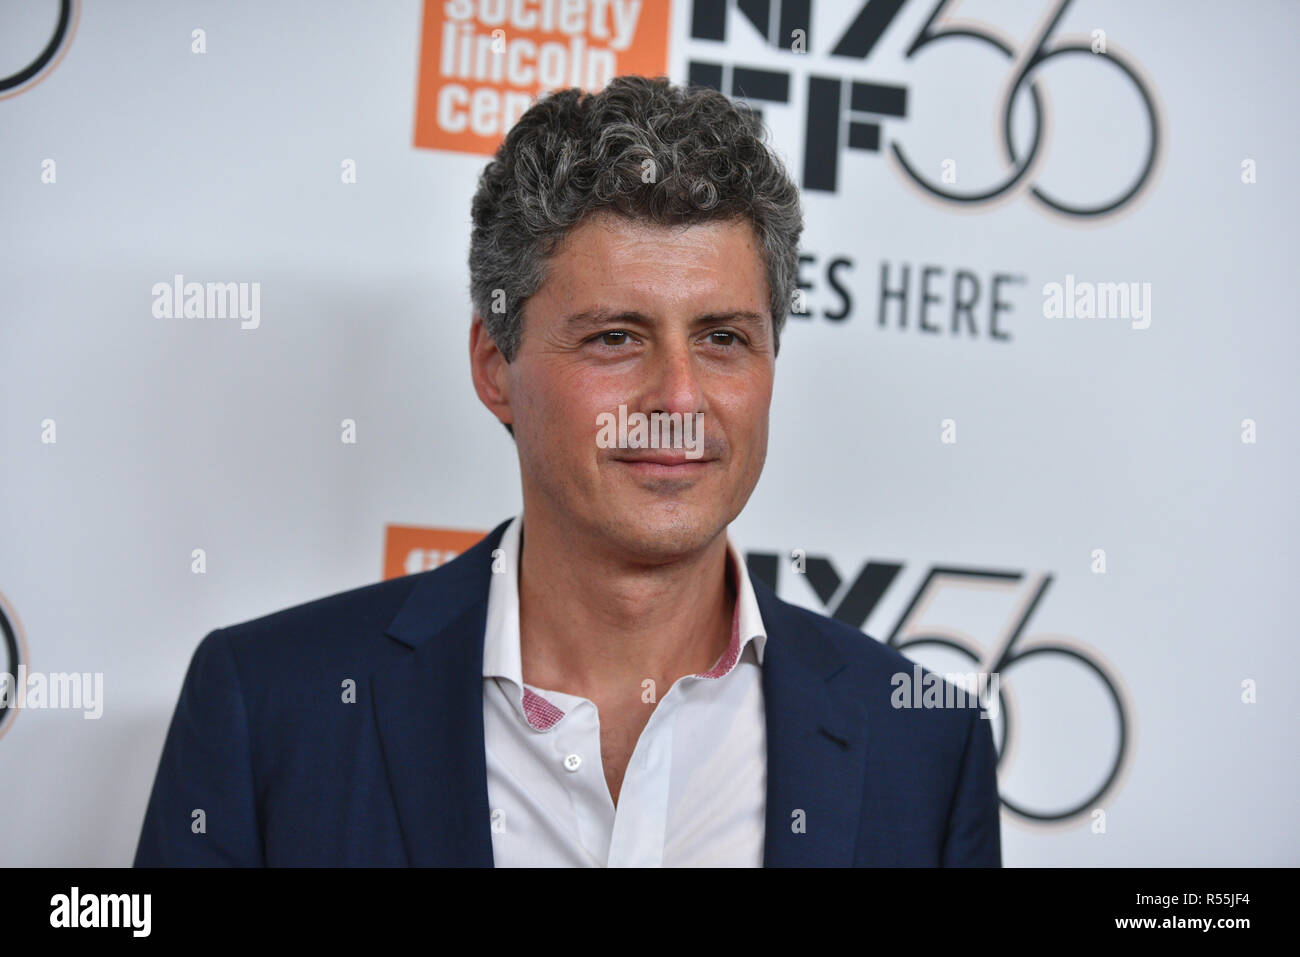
[482,512,767,697]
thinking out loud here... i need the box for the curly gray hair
[468,75,803,411]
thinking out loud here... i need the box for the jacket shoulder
[766,592,982,742]
[215,571,427,661]
[767,593,919,681]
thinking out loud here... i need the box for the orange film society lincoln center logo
[414,0,670,154]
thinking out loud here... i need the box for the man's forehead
[523,213,770,332]
[544,215,763,294]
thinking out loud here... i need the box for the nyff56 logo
[749,551,1134,829]
[688,0,1161,218]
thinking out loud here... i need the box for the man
[134,75,1001,867]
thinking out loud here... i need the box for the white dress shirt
[482,513,768,866]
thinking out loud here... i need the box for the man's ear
[469,316,514,431]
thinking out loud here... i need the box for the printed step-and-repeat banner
[1,0,1296,865]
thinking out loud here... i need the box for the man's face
[473,210,775,564]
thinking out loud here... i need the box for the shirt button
[563,753,582,772]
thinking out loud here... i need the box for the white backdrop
[1,0,1296,866]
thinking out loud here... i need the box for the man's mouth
[613,452,715,475]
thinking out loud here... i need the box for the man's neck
[516,512,736,702]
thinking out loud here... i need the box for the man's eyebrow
[561,309,651,332]
[561,309,768,332]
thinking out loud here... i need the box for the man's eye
[708,330,740,346]
[595,330,630,346]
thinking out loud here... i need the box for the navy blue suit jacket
[134,518,1002,866]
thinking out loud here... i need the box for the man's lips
[613,454,716,478]
[614,452,713,466]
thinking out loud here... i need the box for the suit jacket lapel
[753,575,871,866]
[371,519,512,867]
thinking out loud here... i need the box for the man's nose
[641,340,705,416]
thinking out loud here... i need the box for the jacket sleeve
[133,628,264,866]
[940,705,1002,866]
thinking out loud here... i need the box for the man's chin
[602,506,725,565]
